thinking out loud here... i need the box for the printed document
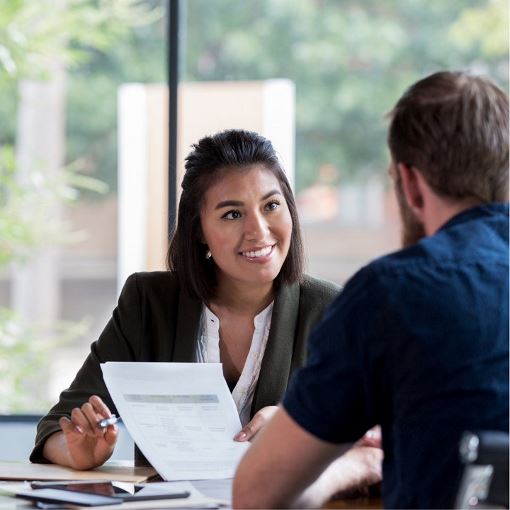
[101,362,250,481]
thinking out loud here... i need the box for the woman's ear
[397,163,425,220]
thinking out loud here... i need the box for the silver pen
[97,414,122,428]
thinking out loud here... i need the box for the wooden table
[325,497,382,509]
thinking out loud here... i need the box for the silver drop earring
[205,249,212,260]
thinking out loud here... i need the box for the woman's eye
[265,200,280,211]
[222,210,242,220]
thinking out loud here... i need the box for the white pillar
[117,84,149,294]
[117,80,295,290]
[11,67,67,326]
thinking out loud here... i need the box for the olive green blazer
[31,271,339,464]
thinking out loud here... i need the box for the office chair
[455,430,509,509]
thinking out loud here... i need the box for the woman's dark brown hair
[167,129,304,302]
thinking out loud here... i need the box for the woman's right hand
[234,406,279,442]
[44,395,118,470]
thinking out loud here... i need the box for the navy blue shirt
[284,203,509,509]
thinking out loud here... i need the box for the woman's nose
[244,212,269,240]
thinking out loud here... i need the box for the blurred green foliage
[0,0,159,412]
[0,0,164,194]
[0,145,102,412]
[0,0,162,80]
[0,146,108,266]
[0,307,90,412]
[2,0,506,195]
[184,0,508,190]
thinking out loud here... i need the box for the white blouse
[195,302,274,426]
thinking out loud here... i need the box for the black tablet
[16,488,120,507]
[28,480,191,503]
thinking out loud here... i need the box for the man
[233,71,509,509]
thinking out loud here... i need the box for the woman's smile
[239,244,275,261]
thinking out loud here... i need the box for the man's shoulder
[323,246,437,319]
[335,203,510,313]
[375,204,508,275]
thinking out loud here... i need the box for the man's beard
[394,175,426,248]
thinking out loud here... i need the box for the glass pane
[182,0,508,284]
[0,0,166,413]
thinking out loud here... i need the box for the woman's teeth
[242,246,272,258]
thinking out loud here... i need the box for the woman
[31,130,376,482]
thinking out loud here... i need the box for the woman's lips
[240,245,275,261]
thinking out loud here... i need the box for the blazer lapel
[251,281,300,414]
[172,290,202,362]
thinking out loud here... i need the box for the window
[0,0,165,412]
[181,0,508,284]
[1,0,507,413]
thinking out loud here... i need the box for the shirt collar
[204,300,274,333]
[438,202,509,233]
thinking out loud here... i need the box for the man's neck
[423,193,481,236]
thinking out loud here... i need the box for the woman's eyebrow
[215,199,243,209]
[261,189,282,200]
[215,190,281,210]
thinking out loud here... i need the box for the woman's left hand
[234,405,278,442]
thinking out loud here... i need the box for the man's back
[233,72,509,510]
[284,203,509,508]
[370,203,508,507]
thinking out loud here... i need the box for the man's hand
[234,406,278,442]
[357,425,382,449]
[43,395,118,470]
[233,407,383,509]
[324,444,383,498]
[233,407,343,508]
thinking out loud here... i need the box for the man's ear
[397,163,425,220]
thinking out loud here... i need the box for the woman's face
[200,164,293,290]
